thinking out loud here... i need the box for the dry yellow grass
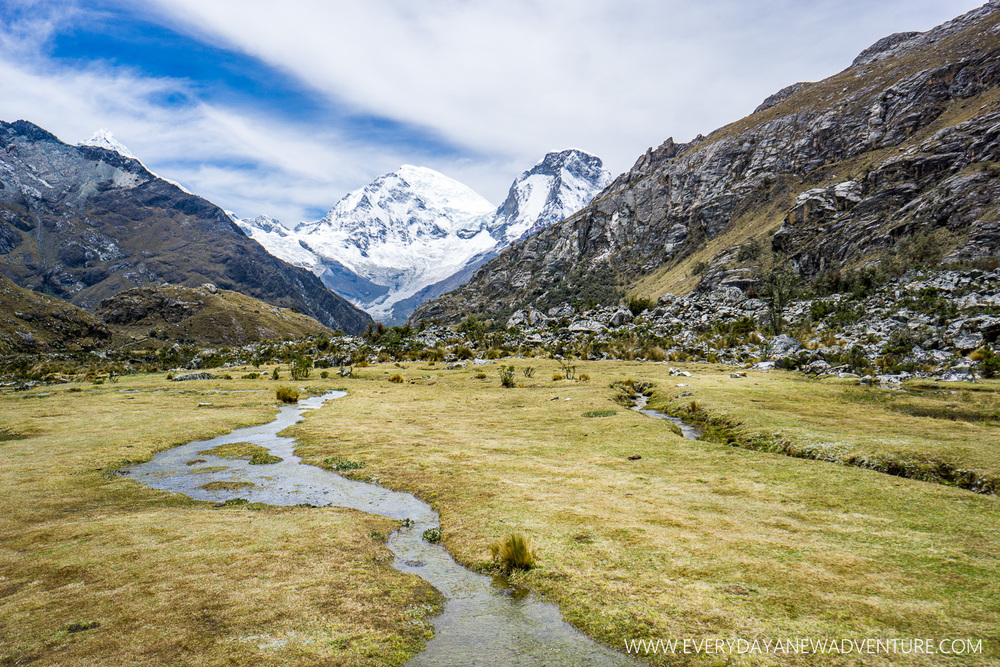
[291,360,1000,666]
[4,363,999,666]
[0,372,439,666]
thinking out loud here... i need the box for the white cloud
[140,0,986,181]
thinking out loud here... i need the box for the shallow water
[123,391,637,666]
[631,395,703,439]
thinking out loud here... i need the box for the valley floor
[1,361,998,665]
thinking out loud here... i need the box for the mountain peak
[80,128,137,160]
[490,148,611,244]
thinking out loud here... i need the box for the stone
[172,372,215,381]
[769,334,802,358]
[609,309,634,327]
[568,319,606,333]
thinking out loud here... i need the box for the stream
[123,391,638,666]
[631,395,703,439]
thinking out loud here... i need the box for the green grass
[199,441,283,465]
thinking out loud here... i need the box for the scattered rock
[172,372,215,381]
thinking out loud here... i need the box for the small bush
[166,373,174,380]
[500,365,516,388]
[474,372,487,379]
[242,372,260,379]
[552,373,564,381]
[388,374,404,383]
[276,386,299,403]
[645,346,667,361]
[490,532,537,572]
[320,370,330,379]
[577,373,591,382]
[626,295,657,316]
[271,368,280,380]
[324,457,365,471]
[455,346,474,360]
[522,366,536,378]
[423,528,442,543]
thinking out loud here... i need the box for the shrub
[276,386,299,403]
[242,372,260,379]
[577,373,591,382]
[388,374,404,383]
[977,345,1000,379]
[552,373,564,381]
[291,355,312,380]
[320,370,330,379]
[499,365,516,388]
[522,366,536,378]
[626,295,657,316]
[422,528,442,543]
[645,346,667,361]
[490,532,537,572]
[271,368,280,380]
[455,346,474,360]
[474,372,487,379]
[324,457,365,471]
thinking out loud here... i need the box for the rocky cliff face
[411,1,1000,326]
[0,121,372,333]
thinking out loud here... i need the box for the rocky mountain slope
[411,1,1000,326]
[97,283,333,347]
[238,150,611,324]
[0,121,372,334]
[0,275,110,354]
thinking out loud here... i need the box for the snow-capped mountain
[490,149,612,244]
[80,128,137,159]
[237,150,611,324]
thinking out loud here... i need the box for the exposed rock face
[0,121,371,334]
[411,2,1000,326]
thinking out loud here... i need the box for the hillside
[0,121,372,334]
[97,283,333,347]
[0,275,109,354]
[411,1,1000,325]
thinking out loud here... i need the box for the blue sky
[0,0,987,224]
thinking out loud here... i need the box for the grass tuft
[490,532,537,573]
[582,410,616,418]
[276,386,299,403]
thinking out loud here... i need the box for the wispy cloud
[0,0,987,223]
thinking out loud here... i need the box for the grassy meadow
[1,361,998,665]
[0,374,439,667]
